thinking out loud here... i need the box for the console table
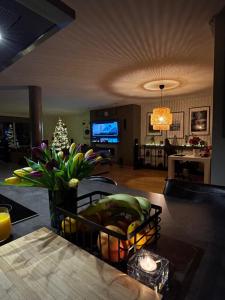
[168,155,211,184]
[134,144,197,170]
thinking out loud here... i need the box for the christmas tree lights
[52,118,70,151]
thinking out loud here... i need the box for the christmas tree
[52,118,70,151]
[5,124,18,148]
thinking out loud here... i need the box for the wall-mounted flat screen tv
[92,121,119,137]
[91,120,119,143]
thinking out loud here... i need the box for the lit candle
[0,207,12,242]
[139,255,157,272]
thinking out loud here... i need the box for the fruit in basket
[127,221,156,249]
[100,194,144,221]
[78,197,144,226]
[104,217,130,232]
[97,225,129,262]
[61,217,76,233]
[105,194,138,202]
[127,220,147,249]
[66,194,150,234]
[145,226,157,245]
[134,196,151,214]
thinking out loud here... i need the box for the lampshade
[153,124,170,130]
[150,85,173,131]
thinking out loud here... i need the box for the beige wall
[42,111,90,145]
[141,92,212,145]
[0,110,90,146]
[42,114,59,143]
[63,111,90,144]
[1,111,90,146]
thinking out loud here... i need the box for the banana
[81,196,144,222]
[106,194,151,213]
[62,194,147,233]
[104,194,144,220]
[105,194,137,202]
[134,196,151,213]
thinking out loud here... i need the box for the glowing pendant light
[151,84,172,130]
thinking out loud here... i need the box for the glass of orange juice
[0,207,12,242]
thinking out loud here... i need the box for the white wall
[141,92,212,145]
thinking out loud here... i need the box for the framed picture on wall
[189,106,210,135]
[146,112,161,136]
[167,111,184,138]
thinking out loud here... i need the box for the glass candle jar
[127,248,169,293]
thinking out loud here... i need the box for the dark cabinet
[90,104,141,165]
[15,123,31,146]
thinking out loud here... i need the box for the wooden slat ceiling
[0,0,225,114]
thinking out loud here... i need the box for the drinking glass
[0,207,12,242]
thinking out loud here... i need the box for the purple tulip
[52,159,58,167]
[40,142,47,151]
[32,147,43,160]
[30,171,43,177]
[76,144,82,153]
[45,162,53,171]
[45,159,58,171]
[86,153,97,161]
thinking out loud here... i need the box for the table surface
[168,154,211,161]
[0,180,225,300]
[0,227,161,300]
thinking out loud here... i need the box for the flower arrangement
[200,145,212,157]
[2,143,102,191]
[189,136,206,147]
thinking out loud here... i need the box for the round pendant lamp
[150,84,172,130]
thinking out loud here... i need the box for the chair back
[85,176,117,186]
[164,179,225,203]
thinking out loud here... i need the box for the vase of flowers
[1,142,102,227]
[48,188,78,228]
[189,136,206,156]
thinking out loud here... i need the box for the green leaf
[12,173,45,187]
[25,158,42,171]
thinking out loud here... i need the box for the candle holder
[127,248,169,293]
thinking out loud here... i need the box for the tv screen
[92,121,119,137]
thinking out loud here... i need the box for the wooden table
[168,154,211,184]
[0,227,161,300]
[1,180,225,299]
